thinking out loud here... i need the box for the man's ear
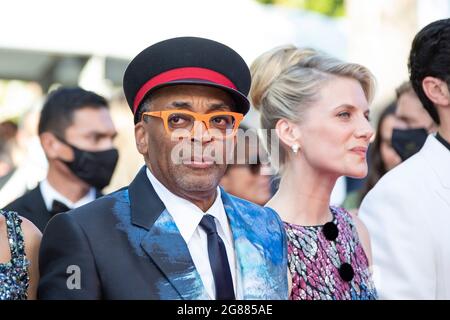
[135,122,149,156]
[39,132,64,160]
[422,76,450,107]
[275,119,301,150]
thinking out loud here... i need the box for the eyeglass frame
[141,109,244,139]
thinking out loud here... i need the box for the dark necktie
[50,200,70,215]
[199,214,235,300]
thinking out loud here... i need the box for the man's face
[135,85,237,199]
[396,91,435,131]
[44,106,117,186]
[64,107,117,151]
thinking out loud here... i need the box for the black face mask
[391,128,428,161]
[57,138,119,190]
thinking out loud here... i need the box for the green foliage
[255,0,345,17]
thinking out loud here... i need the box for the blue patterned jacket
[38,166,288,300]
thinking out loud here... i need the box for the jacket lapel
[24,185,48,213]
[128,166,208,300]
[423,136,450,206]
[141,210,209,300]
[221,189,277,300]
[24,185,52,231]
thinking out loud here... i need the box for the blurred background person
[250,45,377,300]
[0,142,14,192]
[391,81,437,161]
[0,208,41,300]
[0,107,48,209]
[220,125,272,206]
[365,103,404,188]
[0,121,18,193]
[0,120,18,142]
[3,87,118,232]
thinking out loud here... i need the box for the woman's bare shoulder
[19,216,42,250]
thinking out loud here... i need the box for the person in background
[250,45,377,300]
[0,106,48,209]
[0,121,18,193]
[220,125,272,206]
[0,142,14,191]
[4,87,118,232]
[0,121,18,142]
[360,18,450,299]
[391,81,437,161]
[0,208,41,300]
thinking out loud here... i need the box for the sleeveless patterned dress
[0,210,30,300]
[285,206,377,300]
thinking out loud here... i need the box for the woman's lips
[350,146,368,157]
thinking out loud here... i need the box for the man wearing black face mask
[4,87,118,232]
[360,19,450,299]
[391,81,437,161]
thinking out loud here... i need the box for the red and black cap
[123,37,251,122]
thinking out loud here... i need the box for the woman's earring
[291,144,299,154]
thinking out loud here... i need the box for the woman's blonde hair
[250,45,376,169]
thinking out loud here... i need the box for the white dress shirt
[40,179,96,212]
[146,168,239,299]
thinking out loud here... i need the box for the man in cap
[38,37,288,300]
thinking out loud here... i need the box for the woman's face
[380,114,404,171]
[296,76,374,179]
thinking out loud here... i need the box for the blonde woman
[250,46,377,300]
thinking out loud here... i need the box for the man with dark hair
[37,37,288,300]
[360,18,450,299]
[4,87,118,232]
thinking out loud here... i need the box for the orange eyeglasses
[141,110,244,139]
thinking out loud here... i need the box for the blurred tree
[256,0,345,17]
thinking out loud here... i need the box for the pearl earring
[291,144,299,154]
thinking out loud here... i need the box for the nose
[191,120,213,143]
[355,117,374,142]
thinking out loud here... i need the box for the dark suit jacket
[3,184,102,232]
[37,166,288,300]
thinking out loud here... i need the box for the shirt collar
[424,134,450,189]
[40,179,96,211]
[145,167,232,246]
[436,132,450,152]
